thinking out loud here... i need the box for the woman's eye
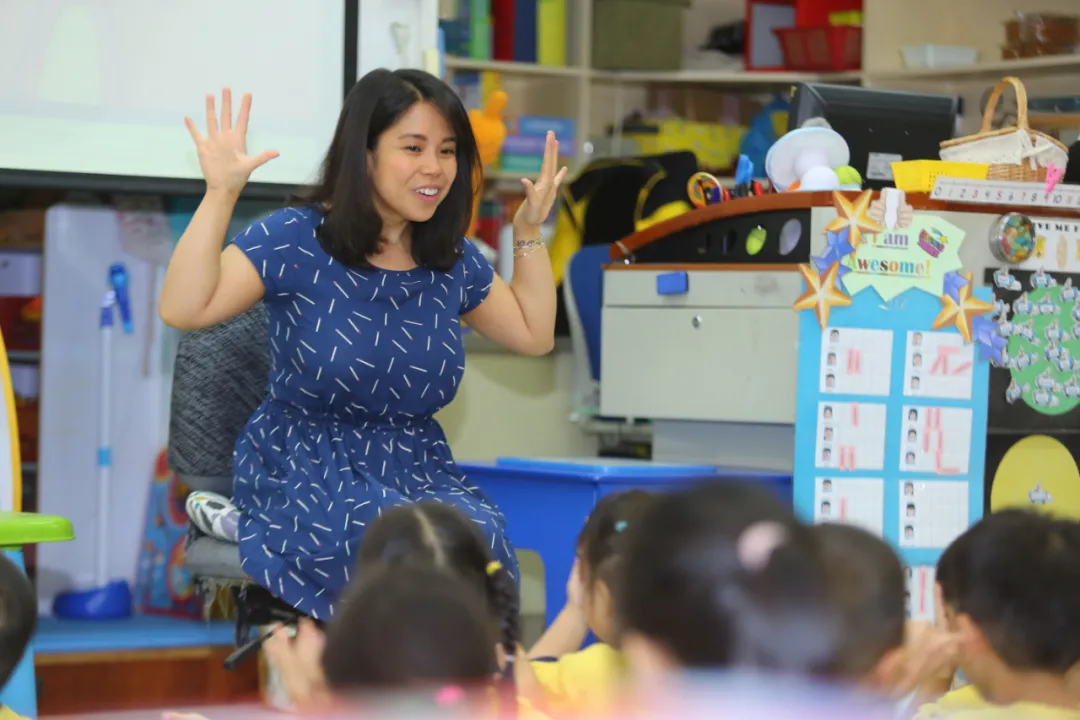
[405,145,421,152]
[441,148,456,155]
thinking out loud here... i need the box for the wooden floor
[37,646,260,716]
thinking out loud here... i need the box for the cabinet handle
[692,315,703,328]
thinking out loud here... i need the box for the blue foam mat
[35,614,234,654]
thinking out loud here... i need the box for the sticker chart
[794,288,990,620]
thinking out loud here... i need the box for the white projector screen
[0,0,345,186]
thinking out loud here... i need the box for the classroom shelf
[592,69,863,85]
[6,350,39,364]
[865,53,1080,82]
[446,56,586,78]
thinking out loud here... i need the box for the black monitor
[788,84,961,191]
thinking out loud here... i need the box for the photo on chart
[814,476,884,535]
[816,401,888,471]
[820,327,894,396]
[898,405,973,475]
[905,565,937,621]
[898,479,969,549]
[903,330,975,401]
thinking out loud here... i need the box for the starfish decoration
[811,228,855,289]
[824,190,883,248]
[972,314,1008,362]
[932,271,994,343]
[942,271,968,303]
[794,262,853,329]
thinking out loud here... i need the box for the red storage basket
[774,25,862,71]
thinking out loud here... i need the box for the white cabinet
[600,269,800,424]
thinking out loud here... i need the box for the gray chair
[168,303,305,665]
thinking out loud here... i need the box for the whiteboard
[0,0,345,186]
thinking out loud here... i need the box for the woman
[159,68,565,621]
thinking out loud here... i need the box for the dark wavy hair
[619,480,842,676]
[356,503,519,716]
[322,560,499,693]
[577,490,655,597]
[292,68,480,272]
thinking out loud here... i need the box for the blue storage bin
[461,457,791,626]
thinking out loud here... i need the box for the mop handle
[96,291,115,588]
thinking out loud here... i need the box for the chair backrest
[566,245,609,381]
[167,304,269,496]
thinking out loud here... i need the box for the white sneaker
[185,491,239,543]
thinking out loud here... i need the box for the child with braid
[261,502,542,717]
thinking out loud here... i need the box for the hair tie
[614,521,628,533]
[486,560,503,576]
[736,521,787,572]
[434,685,465,706]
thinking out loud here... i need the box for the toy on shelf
[468,90,508,238]
[53,264,135,621]
[765,118,855,193]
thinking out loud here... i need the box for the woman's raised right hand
[185,88,279,194]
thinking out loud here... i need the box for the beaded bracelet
[512,237,545,257]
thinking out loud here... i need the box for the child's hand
[893,621,961,697]
[263,619,332,711]
[566,558,585,609]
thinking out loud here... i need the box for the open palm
[185,88,279,193]
[514,130,569,228]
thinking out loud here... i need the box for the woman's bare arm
[158,89,278,330]
[158,188,264,330]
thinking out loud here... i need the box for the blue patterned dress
[230,206,518,621]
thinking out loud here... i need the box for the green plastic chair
[0,511,74,548]
[1,328,76,717]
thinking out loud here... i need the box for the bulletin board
[792,190,993,623]
[982,216,1080,522]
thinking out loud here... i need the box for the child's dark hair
[358,503,520,712]
[941,508,1080,674]
[322,560,498,693]
[577,490,655,595]
[0,553,35,689]
[814,523,905,678]
[619,480,841,675]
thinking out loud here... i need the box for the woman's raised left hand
[513,130,569,230]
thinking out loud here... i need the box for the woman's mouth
[415,187,441,203]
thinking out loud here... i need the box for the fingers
[554,165,569,188]
[236,92,253,136]
[247,149,280,172]
[183,116,203,145]
[221,88,233,131]
[520,177,536,197]
[205,94,218,136]
[543,131,559,180]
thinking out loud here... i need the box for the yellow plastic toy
[467,90,508,237]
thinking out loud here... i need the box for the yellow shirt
[530,643,624,716]
[0,708,28,720]
[916,686,1080,720]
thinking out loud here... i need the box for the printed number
[929,346,972,376]
[923,407,959,474]
[839,445,856,470]
[846,349,862,374]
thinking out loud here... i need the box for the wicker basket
[939,76,1068,182]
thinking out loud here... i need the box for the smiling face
[368,101,458,227]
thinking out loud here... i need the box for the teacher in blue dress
[159,68,565,622]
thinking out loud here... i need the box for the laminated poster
[792,191,992,623]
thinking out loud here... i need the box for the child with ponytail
[521,490,656,716]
